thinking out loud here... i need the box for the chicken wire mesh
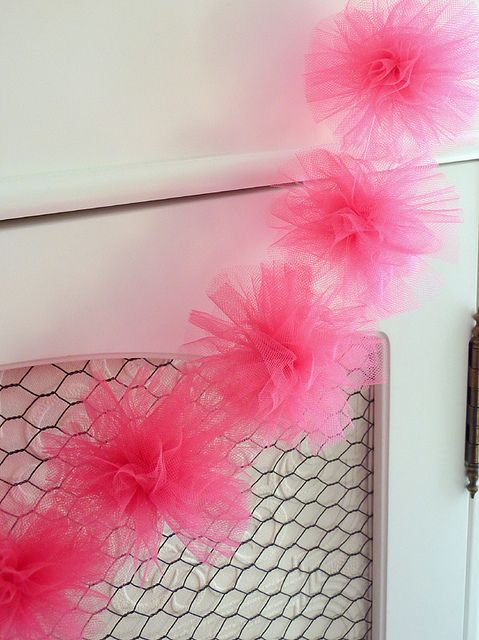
[0,357,375,640]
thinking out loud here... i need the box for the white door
[1,3,479,639]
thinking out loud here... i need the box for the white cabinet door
[0,159,477,639]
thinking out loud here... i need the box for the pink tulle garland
[271,149,461,315]
[187,263,383,450]
[0,507,106,640]
[3,0,479,623]
[44,367,250,574]
[305,0,479,157]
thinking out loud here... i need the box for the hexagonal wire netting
[0,357,375,640]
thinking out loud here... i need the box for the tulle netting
[0,504,107,640]
[43,366,251,578]
[305,0,479,157]
[271,149,461,316]
[186,262,383,451]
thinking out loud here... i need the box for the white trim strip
[464,498,478,640]
[372,333,390,640]
[0,150,294,221]
[1,135,479,221]
[0,351,201,372]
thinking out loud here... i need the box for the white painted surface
[3,0,478,222]
[378,160,479,640]
[372,354,390,640]
[465,499,479,640]
[0,1,328,176]
[0,188,280,366]
[1,139,479,221]
[0,0,331,221]
[0,150,294,221]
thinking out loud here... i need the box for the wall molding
[1,134,479,221]
[372,334,390,640]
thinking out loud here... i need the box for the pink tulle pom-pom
[272,149,461,315]
[45,367,250,570]
[187,263,383,451]
[305,0,479,156]
[0,509,106,640]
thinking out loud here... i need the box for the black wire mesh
[0,357,374,640]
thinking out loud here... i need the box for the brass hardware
[466,311,479,498]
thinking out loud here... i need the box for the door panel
[379,160,479,640]
[0,159,477,639]
[0,188,279,366]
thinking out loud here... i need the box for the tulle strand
[43,366,251,575]
[305,0,479,157]
[271,149,461,316]
[186,262,383,451]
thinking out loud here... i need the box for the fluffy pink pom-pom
[305,0,479,156]
[187,263,383,451]
[0,509,106,640]
[45,367,250,570]
[272,149,461,315]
